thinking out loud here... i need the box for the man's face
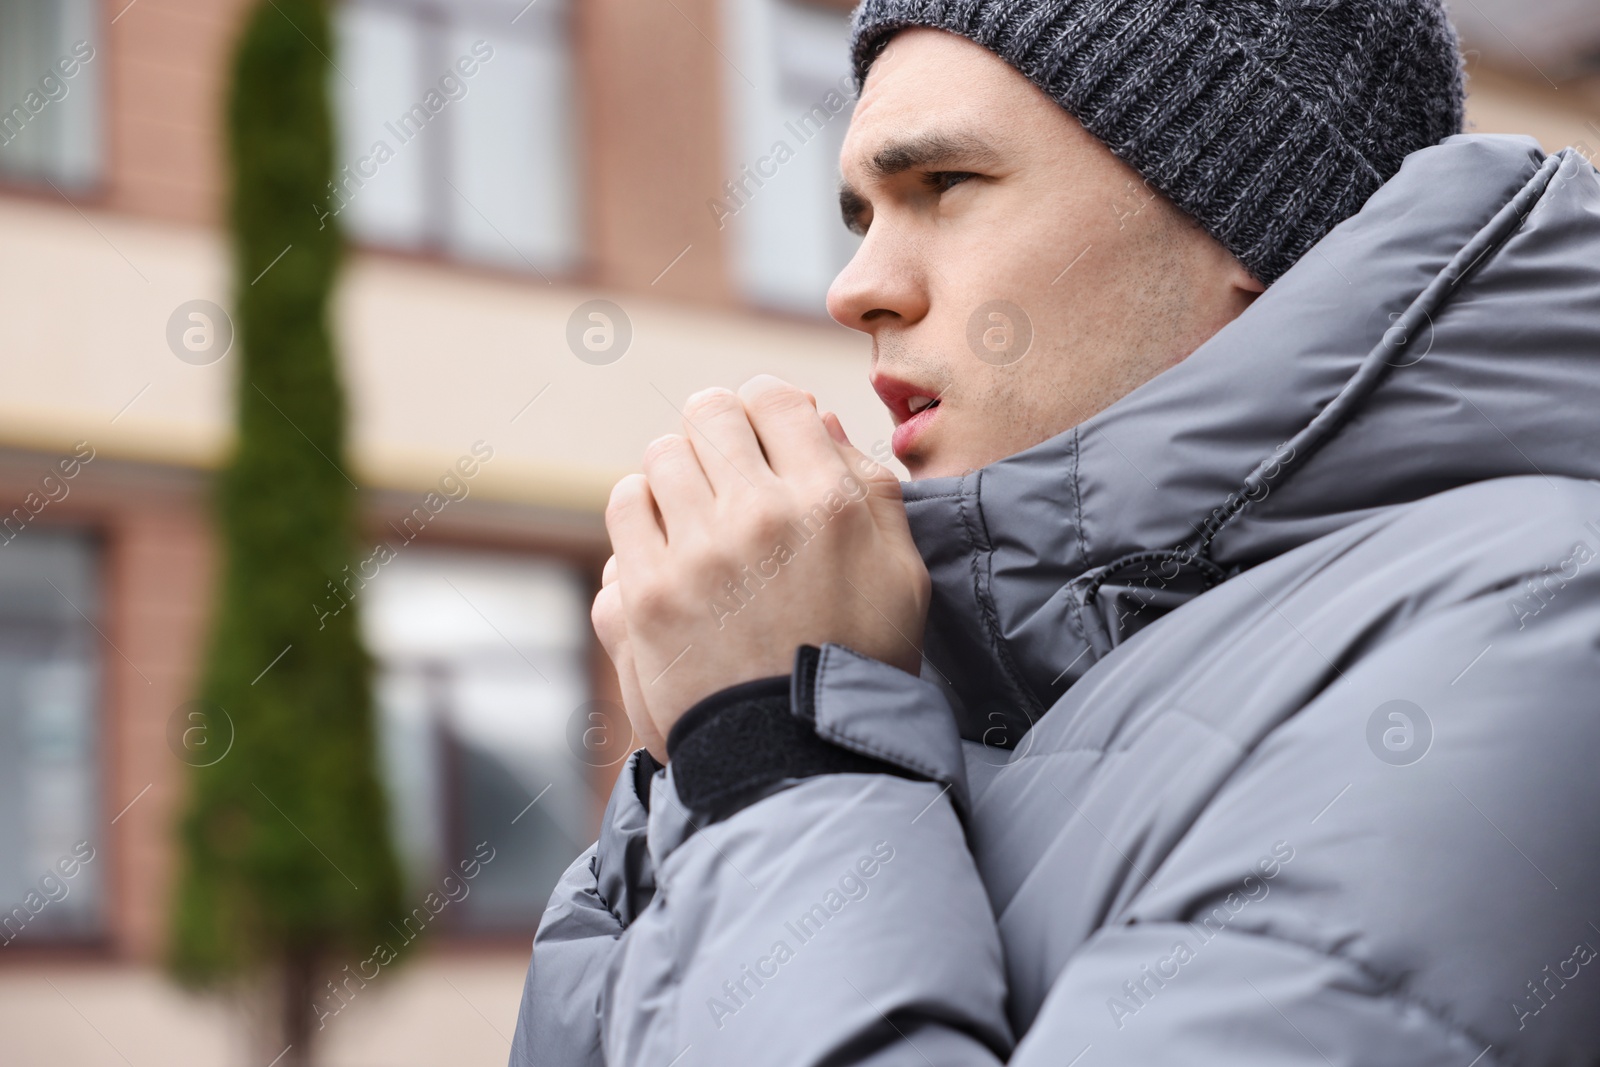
[829,29,1265,479]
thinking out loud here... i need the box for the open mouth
[871,372,947,461]
[890,395,942,459]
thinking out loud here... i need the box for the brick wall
[103,0,252,225]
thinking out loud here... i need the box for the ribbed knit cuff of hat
[847,0,1466,285]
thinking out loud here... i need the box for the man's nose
[826,226,929,333]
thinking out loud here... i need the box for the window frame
[330,0,591,286]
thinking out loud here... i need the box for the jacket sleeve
[598,643,1015,1067]
[509,748,661,1067]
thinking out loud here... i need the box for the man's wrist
[665,645,918,824]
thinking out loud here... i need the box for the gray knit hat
[848,0,1467,285]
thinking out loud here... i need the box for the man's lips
[891,403,940,460]
[870,373,944,422]
[871,373,944,460]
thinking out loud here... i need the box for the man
[514,1,1600,1063]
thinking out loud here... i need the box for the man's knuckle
[751,514,791,548]
[747,385,804,418]
[679,535,722,578]
[606,474,648,522]
[590,594,619,634]
[642,434,686,467]
[630,591,668,627]
[683,387,738,422]
[740,493,791,540]
[609,472,645,503]
[631,578,677,622]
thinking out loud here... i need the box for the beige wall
[0,0,891,512]
[1464,63,1600,155]
[0,194,889,512]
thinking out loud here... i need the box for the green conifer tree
[169,2,403,1062]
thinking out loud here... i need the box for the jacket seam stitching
[1156,922,1508,1065]
[588,850,628,931]
[814,719,944,781]
[1073,426,1090,573]
[1065,427,1100,678]
[1192,150,1558,555]
[962,475,1050,722]
[815,646,947,781]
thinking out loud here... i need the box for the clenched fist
[593,375,930,760]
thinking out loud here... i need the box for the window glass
[333,0,580,274]
[335,5,433,246]
[0,529,103,946]
[363,547,593,933]
[720,0,861,314]
[0,0,103,188]
[444,22,579,269]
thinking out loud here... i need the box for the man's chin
[901,449,972,481]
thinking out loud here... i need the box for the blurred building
[0,0,1595,1064]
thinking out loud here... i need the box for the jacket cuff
[665,646,913,824]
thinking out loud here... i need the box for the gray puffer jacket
[512,133,1600,1066]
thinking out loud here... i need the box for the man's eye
[923,171,976,193]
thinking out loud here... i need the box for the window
[332,0,581,274]
[363,547,594,933]
[0,0,103,189]
[0,530,104,947]
[718,0,861,314]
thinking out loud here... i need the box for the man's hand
[600,375,930,751]
[590,553,666,763]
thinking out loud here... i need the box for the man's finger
[605,474,666,563]
[612,637,665,764]
[640,433,713,541]
[592,586,665,763]
[591,582,626,653]
[822,412,912,532]
[678,386,772,494]
[738,375,845,482]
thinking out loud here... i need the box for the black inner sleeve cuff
[666,674,792,759]
[630,747,663,815]
[665,649,915,824]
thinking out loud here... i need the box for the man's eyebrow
[864,131,1002,180]
[837,131,1003,231]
